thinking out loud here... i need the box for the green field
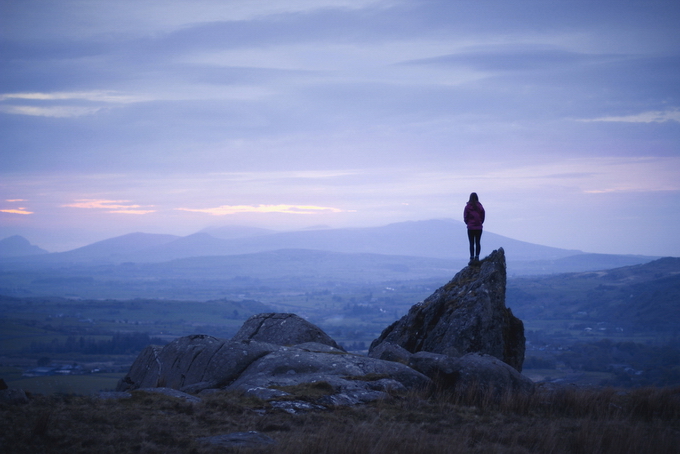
[0,283,434,396]
[6,373,125,395]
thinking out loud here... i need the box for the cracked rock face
[226,346,430,392]
[116,328,430,396]
[369,248,526,372]
[232,313,345,351]
[116,336,281,392]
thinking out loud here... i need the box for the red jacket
[464,202,485,230]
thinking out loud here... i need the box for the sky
[1,0,679,256]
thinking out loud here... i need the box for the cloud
[3,0,391,40]
[0,91,148,103]
[106,209,157,215]
[176,204,347,215]
[1,199,33,215]
[62,199,156,214]
[403,47,599,72]
[581,109,680,124]
[0,208,33,215]
[1,0,679,257]
[0,105,105,118]
[480,157,680,195]
[0,91,153,117]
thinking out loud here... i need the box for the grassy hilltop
[2,383,679,454]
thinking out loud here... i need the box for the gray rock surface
[452,353,534,396]
[136,387,202,403]
[226,347,430,393]
[368,341,413,364]
[232,313,345,351]
[0,388,29,405]
[117,344,163,390]
[292,342,346,354]
[269,400,326,414]
[408,351,534,397]
[117,329,430,398]
[318,389,391,407]
[117,335,279,392]
[243,386,292,400]
[369,248,526,371]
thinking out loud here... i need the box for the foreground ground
[2,384,679,454]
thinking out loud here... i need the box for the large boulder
[117,335,280,392]
[369,248,526,372]
[117,334,431,402]
[117,344,164,390]
[232,313,344,351]
[408,351,534,398]
[0,388,29,405]
[227,344,431,394]
[368,341,413,364]
[117,328,430,398]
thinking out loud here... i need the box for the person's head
[468,192,479,204]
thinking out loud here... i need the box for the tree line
[27,332,167,355]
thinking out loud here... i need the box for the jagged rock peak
[369,248,526,372]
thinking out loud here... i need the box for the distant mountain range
[0,235,48,257]
[0,219,660,276]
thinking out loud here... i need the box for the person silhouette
[463,192,485,264]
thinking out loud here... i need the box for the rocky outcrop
[369,248,526,372]
[117,335,280,392]
[232,313,344,351]
[117,319,431,399]
[119,251,531,403]
[0,387,29,405]
[408,352,534,398]
[227,342,430,396]
[368,341,412,364]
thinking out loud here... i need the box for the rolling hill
[0,235,48,257]
[507,256,680,331]
[4,219,583,261]
[1,219,659,276]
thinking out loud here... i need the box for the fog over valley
[2,220,678,392]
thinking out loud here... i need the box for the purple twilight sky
[1,0,679,255]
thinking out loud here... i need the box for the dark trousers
[467,229,482,258]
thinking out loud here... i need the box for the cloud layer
[1,0,679,255]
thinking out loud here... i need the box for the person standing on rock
[464,192,485,265]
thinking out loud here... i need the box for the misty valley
[1,221,679,394]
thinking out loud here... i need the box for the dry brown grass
[1,384,678,454]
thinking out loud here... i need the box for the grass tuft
[1,385,678,453]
